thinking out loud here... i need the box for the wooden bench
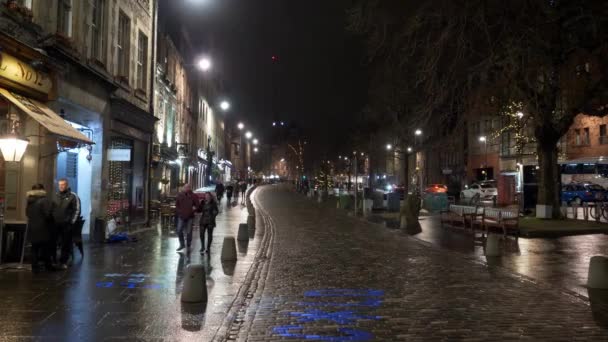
[482,208,520,237]
[441,205,477,228]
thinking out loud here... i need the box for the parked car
[461,181,498,201]
[561,183,606,205]
[424,184,448,193]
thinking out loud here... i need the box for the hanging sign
[107,148,131,161]
[0,52,53,95]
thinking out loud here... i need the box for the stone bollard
[247,214,256,231]
[588,256,608,289]
[221,237,237,261]
[485,233,501,257]
[181,264,207,303]
[237,223,249,241]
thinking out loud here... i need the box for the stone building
[0,0,157,233]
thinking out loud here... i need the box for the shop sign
[108,148,131,161]
[0,52,53,95]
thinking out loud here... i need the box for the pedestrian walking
[215,182,225,202]
[175,183,199,252]
[198,192,219,254]
[233,181,240,205]
[26,184,54,273]
[240,181,248,204]
[225,183,234,205]
[52,179,80,269]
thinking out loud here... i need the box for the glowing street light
[280,158,285,162]
[386,144,393,150]
[245,131,253,139]
[252,138,259,145]
[237,122,244,130]
[197,57,211,71]
[479,136,487,142]
[415,129,422,136]
[516,111,524,119]
[254,147,259,153]
[407,147,413,153]
[220,100,230,111]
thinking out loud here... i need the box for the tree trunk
[536,138,562,218]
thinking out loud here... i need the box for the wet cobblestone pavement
[238,186,608,341]
[0,201,262,341]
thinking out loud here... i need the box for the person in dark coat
[52,179,80,269]
[198,192,219,254]
[175,183,199,252]
[26,184,54,272]
[240,181,248,204]
[225,184,234,204]
[215,182,225,202]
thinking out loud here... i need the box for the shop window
[57,0,73,37]
[116,10,131,79]
[136,31,148,90]
[107,138,133,219]
[90,0,106,63]
[600,124,607,145]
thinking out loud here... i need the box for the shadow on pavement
[181,302,207,331]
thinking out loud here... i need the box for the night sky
[161,0,367,158]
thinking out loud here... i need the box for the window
[117,11,130,79]
[136,31,148,90]
[57,0,73,37]
[575,129,581,146]
[90,0,105,62]
[19,0,32,9]
[584,128,590,145]
[600,125,607,145]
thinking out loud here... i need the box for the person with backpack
[198,192,219,254]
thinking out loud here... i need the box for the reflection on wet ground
[0,200,262,340]
[416,215,608,297]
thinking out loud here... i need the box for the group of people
[214,180,249,205]
[174,184,219,254]
[26,179,83,273]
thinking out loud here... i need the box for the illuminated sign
[0,52,53,95]
[107,148,131,161]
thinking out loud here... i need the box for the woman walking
[198,192,219,254]
[26,184,54,273]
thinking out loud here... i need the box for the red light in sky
[271,55,278,61]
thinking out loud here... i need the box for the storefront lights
[0,134,29,162]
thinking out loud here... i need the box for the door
[57,152,78,193]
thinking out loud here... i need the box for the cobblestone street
[237,186,608,341]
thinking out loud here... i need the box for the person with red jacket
[175,184,199,252]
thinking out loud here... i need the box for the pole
[354,156,358,216]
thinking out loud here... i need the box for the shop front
[0,44,93,261]
[106,99,155,228]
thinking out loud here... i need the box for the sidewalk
[0,198,262,340]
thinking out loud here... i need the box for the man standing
[175,184,199,252]
[52,179,80,269]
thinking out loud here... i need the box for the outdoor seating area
[441,204,519,237]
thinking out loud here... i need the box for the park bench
[481,208,520,237]
[440,204,477,228]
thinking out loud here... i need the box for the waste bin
[387,192,401,212]
[422,192,449,212]
[93,217,106,243]
[1,223,27,262]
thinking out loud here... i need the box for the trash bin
[1,223,27,262]
[93,217,106,243]
[387,192,401,212]
[422,192,449,212]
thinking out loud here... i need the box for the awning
[0,88,93,144]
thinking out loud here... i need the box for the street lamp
[197,57,211,72]
[252,138,259,145]
[245,131,253,139]
[0,134,29,162]
[407,147,413,153]
[386,144,393,150]
[220,100,230,111]
[415,129,422,136]
[237,122,244,130]
[479,136,488,173]
[254,147,259,153]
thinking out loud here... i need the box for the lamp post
[220,100,230,111]
[479,136,488,179]
[197,57,211,72]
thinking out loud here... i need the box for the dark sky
[161,0,367,158]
